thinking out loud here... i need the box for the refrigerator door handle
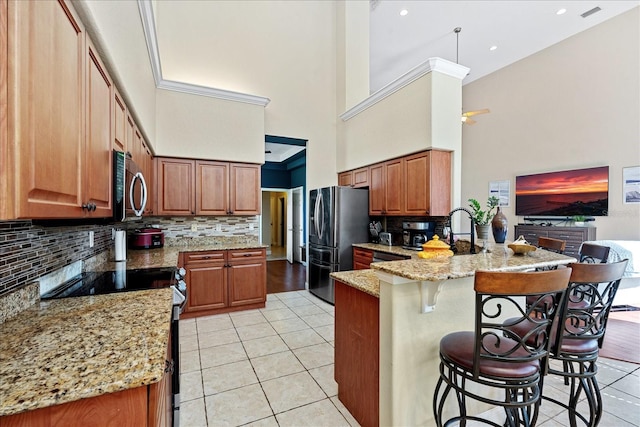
[313,193,320,238]
[318,192,324,240]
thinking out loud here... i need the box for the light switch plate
[191,224,197,232]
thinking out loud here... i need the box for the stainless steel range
[41,266,186,427]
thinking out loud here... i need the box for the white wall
[461,7,640,240]
[74,0,157,145]
[154,0,338,191]
[155,89,265,163]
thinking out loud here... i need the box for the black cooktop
[41,267,177,299]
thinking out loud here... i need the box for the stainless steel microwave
[113,150,147,222]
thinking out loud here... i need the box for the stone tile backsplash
[0,220,112,296]
[0,216,260,297]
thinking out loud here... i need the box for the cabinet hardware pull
[165,359,174,374]
[243,254,251,257]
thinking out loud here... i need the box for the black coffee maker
[402,221,435,250]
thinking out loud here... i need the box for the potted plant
[469,197,500,245]
[572,215,586,227]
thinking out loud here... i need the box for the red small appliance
[129,228,165,249]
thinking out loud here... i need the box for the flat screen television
[515,166,609,216]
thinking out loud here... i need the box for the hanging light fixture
[454,27,462,64]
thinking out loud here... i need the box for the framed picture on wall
[489,180,510,207]
[623,166,640,204]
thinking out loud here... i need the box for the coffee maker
[402,221,435,251]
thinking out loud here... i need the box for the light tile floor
[179,290,640,427]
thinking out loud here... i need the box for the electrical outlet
[89,231,94,248]
[215,224,222,232]
[191,224,198,232]
[249,223,254,230]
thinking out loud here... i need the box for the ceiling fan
[454,27,490,126]
[461,108,490,125]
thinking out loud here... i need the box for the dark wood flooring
[599,309,640,364]
[267,260,306,294]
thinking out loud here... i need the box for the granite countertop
[93,240,268,272]
[0,288,173,417]
[331,269,381,298]
[371,244,577,282]
[332,244,578,297]
[352,243,419,259]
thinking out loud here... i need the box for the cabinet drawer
[353,248,373,261]
[229,248,266,261]
[185,251,226,264]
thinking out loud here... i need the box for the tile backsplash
[0,221,112,296]
[0,216,260,297]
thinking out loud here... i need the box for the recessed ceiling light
[556,8,567,15]
[400,9,408,16]
[489,45,498,51]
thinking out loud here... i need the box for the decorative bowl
[508,235,537,255]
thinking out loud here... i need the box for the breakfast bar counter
[331,245,577,427]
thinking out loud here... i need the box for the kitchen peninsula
[332,245,577,427]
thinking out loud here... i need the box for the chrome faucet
[447,207,476,254]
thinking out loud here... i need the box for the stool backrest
[472,269,572,377]
[537,237,566,254]
[554,260,628,352]
[579,243,610,264]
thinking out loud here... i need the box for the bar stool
[433,268,572,427]
[578,243,610,264]
[544,259,628,427]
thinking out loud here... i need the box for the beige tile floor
[179,290,640,427]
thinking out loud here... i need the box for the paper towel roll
[114,261,126,289]
[114,230,126,261]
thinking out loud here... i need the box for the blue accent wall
[261,150,307,246]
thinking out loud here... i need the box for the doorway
[260,187,304,263]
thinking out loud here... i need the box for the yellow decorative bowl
[418,235,454,259]
[508,235,537,255]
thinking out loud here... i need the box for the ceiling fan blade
[462,108,490,118]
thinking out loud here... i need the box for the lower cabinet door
[186,263,227,312]
[228,261,266,306]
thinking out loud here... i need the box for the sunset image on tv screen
[515,166,609,216]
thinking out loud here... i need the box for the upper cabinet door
[85,39,112,216]
[196,160,229,215]
[229,163,260,215]
[113,89,126,153]
[383,158,404,215]
[9,0,86,218]
[156,158,195,215]
[369,163,385,215]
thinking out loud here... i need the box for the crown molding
[158,80,270,106]
[137,0,270,107]
[340,57,469,121]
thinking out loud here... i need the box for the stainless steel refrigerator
[308,186,369,304]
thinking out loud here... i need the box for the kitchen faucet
[447,207,476,254]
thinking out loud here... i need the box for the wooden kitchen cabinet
[335,280,380,427]
[403,150,451,216]
[228,248,267,307]
[183,251,228,313]
[353,247,373,270]
[338,167,369,188]
[156,157,196,216]
[3,0,89,219]
[369,158,403,215]
[84,38,113,217]
[181,248,266,318]
[113,88,127,152]
[230,163,261,215]
[157,157,261,216]
[196,160,229,215]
